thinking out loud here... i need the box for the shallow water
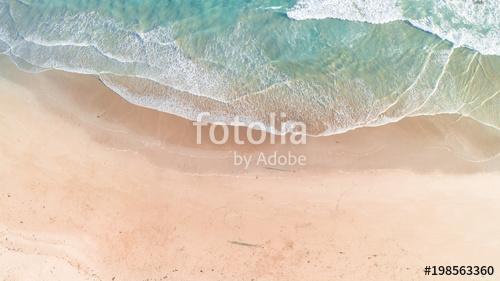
[0,0,498,134]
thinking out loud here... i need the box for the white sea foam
[0,5,230,102]
[288,0,402,23]
[257,6,285,11]
[0,0,498,137]
[288,0,500,55]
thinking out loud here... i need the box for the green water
[0,0,498,134]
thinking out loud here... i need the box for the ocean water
[0,0,498,135]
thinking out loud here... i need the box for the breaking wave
[288,0,500,56]
[0,0,499,135]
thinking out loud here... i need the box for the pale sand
[1,56,500,281]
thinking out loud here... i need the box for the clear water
[0,0,498,134]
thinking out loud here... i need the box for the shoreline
[1,56,499,174]
[1,56,500,280]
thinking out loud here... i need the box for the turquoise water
[0,0,498,134]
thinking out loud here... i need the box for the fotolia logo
[194,112,307,145]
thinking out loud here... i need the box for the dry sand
[1,56,499,281]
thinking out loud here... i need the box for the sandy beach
[1,55,500,281]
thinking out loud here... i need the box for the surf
[287,0,500,56]
[0,0,498,136]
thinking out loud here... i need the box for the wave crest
[288,0,500,56]
[0,0,498,135]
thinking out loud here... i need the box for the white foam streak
[288,0,402,23]
[288,0,500,55]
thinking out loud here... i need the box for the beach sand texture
[1,56,500,281]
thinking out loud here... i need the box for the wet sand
[1,56,499,280]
